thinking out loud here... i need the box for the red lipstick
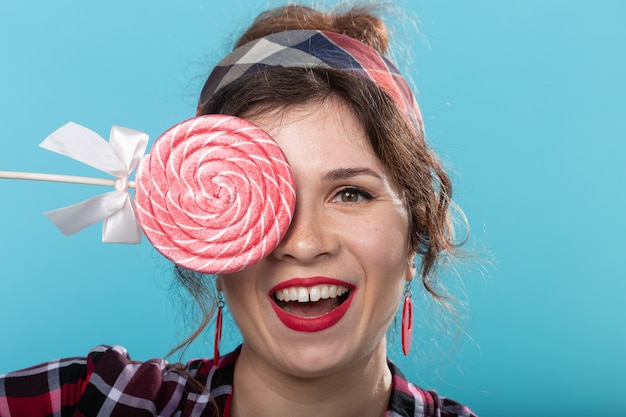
[268,277,355,332]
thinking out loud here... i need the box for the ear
[406,252,417,282]
[216,275,224,292]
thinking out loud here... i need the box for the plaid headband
[198,30,423,134]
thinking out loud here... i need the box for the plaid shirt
[0,345,476,417]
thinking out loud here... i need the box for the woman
[0,4,476,417]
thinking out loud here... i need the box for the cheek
[359,215,411,270]
[219,271,259,320]
[355,213,412,308]
[355,223,409,329]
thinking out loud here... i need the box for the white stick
[0,171,136,188]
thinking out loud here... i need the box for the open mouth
[272,284,351,318]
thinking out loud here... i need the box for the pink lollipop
[134,115,295,274]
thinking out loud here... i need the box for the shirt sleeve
[0,354,89,417]
[1,345,213,417]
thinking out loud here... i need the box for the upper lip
[268,277,355,295]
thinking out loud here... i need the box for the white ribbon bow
[40,122,149,243]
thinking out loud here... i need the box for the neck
[230,341,393,417]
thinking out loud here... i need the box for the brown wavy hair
[172,3,466,360]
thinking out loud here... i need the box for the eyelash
[333,187,375,204]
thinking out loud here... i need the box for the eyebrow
[322,167,383,182]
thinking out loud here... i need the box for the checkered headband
[198,30,423,134]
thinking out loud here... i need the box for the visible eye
[333,187,374,204]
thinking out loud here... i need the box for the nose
[271,199,339,263]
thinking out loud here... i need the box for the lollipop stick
[0,171,135,188]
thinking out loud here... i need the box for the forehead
[246,99,379,170]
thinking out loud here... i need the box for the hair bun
[331,11,389,54]
[236,5,389,55]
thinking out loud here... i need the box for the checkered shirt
[0,345,476,416]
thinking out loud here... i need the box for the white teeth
[320,285,329,299]
[275,284,350,303]
[310,286,321,302]
[298,288,309,302]
[329,285,337,298]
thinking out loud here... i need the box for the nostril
[271,219,338,263]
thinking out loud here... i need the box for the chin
[266,337,377,379]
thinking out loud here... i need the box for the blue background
[1,1,625,416]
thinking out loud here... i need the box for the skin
[218,97,417,417]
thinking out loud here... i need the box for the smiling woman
[218,100,415,384]
[0,3,475,417]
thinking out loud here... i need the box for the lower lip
[270,291,355,333]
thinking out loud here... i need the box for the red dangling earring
[214,292,224,363]
[401,282,413,356]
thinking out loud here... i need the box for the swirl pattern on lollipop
[134,115,296,274]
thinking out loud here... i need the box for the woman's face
[219,98,416,378]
